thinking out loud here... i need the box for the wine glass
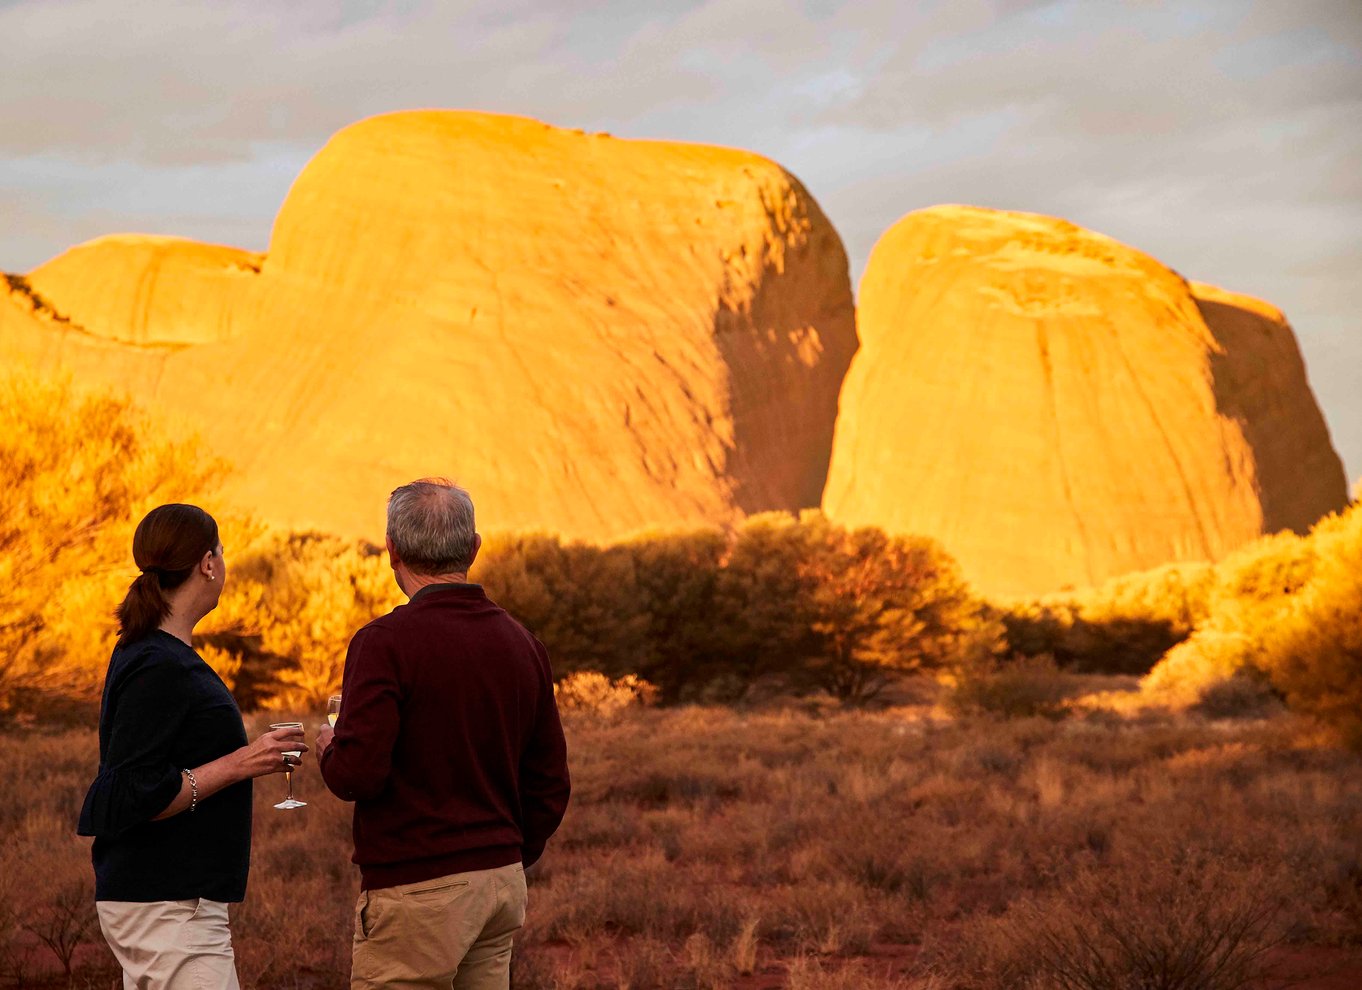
[327,695,342,728]
[269,721,307,810]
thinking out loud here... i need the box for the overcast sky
[2,0,1358,484]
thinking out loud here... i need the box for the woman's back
[79,630,252,902]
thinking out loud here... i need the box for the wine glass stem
[285,770,294,802]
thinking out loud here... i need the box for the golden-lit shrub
[787,512,1000,703]
[201,531,403,710]
[554,672,659,722]
[1260,505,1362,747]
[1143,503,1358,713]
[0,374,218,720]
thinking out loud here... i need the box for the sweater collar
[409,582,484,603]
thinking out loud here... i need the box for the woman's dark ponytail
[115,505,219,648]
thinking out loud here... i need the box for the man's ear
[466,533,482,571]
[385,535,400,568]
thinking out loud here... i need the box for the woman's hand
[153,725,309,819]
[237,725,309,778]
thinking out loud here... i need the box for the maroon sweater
[320,584,570,890]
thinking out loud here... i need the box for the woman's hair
[115,504,219,648]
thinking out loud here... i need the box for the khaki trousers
[352,862,527,990]
[96,899,240,990]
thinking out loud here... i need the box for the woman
[77,504,306,990]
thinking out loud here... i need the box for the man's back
[320,582,570,891]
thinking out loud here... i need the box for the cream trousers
[96,898,240,990]
[352,862,527,990]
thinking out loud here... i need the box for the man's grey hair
[386,478,477,575]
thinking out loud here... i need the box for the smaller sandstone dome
[1191,281,1349,535]
[26,235,261,346]
[823,205,1348,597]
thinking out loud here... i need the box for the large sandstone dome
[1,111,856,539]
[822,205,1348,597]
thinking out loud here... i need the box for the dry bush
[1142,526,1322,701]
[1002,562,1215,675]
[1142,502,1362,747]
[202,532,403,710]
[786,955,921,990]
[554,672,659,722]
[945,845,1293,990]
[481,513,997,705]
[1259,505,1362,747]
[0,375,219,720]
[945,653,1075,719]
[1191,670,1283,720]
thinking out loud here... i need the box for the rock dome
[822,205,1347,596]
[1,111,856,541]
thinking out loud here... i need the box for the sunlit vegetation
[0,375,218,721]
[1140,502,1362,746]
[2,374,1359,749]
[199,531,404,710]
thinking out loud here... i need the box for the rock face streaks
[822,205,1347,597]
[0,111,856,541]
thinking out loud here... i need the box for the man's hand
[316,723,334,757]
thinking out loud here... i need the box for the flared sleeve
[77,654,190,837]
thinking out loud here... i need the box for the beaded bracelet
[182,767,199,812]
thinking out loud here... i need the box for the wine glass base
[273,798,307,810]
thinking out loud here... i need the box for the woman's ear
[200,548,216,581]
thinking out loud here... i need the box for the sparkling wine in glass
[327,695,342,728]
[270,721,307,810]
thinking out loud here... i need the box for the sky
[1,0,1358,484]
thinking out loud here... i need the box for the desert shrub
[716,512,999,703]
[947,846,1291,990]
[0,374,219,720]
[946,653,1074,719]
[621,528,734,701]
[202,531,403,709]
[479,513,993,704]
[785,956,917,990]
[479,534,651,679]
[1144,503,1360,720]
[784,513,1000,703]
[1003,562,1214,675]
[1141,531,1314,700]
[554,672,659,722]
[1191,670,1283,721]
[1259,504,1362,747]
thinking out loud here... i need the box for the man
[316,479,570,990]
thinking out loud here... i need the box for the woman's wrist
[227,746,253,783]
[181,767,199,811]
